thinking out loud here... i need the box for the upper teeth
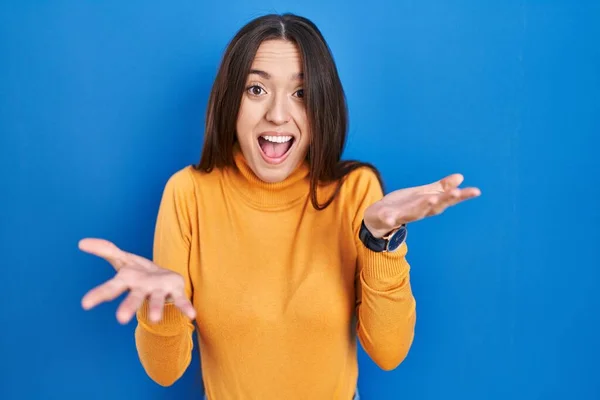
[262,135,292,143]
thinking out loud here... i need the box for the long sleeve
[351,169,417,371]
[134,168,197,386]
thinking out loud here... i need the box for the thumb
[78,238,126,270]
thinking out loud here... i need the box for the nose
[265,93,291,125]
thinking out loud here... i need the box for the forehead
[250,40,303,76]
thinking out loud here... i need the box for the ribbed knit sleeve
[134,168,196,386]
[350,168,417,371]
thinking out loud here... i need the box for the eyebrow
[249,69,303,81]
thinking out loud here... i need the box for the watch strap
[359,220,407,253]
[359,220,388,252]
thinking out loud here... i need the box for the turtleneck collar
[223,143,311,210]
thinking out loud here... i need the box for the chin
[254,168,293,183]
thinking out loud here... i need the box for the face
[235,39,310,183]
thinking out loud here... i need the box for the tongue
[259,138,293,158]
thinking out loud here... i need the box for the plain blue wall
[1,1,599,399]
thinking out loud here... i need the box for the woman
[79,13,480,399]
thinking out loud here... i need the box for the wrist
[363,220,398,239]
[359,219,407,253]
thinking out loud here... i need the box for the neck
[223,144,311,210]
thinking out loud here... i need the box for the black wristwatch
[358,220,407,253]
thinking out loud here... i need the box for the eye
[294,89,304,99]
[247,85,266,96]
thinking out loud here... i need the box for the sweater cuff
[360,243,410,291]
[136,300,190,336]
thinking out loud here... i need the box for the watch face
[387,226,407,251]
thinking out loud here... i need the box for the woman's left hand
[363,173,481,238]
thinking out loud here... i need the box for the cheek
[294,108,310,138]
[300,118,311,146]
[236,100,260,136]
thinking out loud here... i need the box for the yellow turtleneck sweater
[134,145,416,399]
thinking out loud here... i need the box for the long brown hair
[196,13,384,209]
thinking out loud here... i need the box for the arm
[352,170,417,371]
[135,168,196,386]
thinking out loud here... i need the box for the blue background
[1,1,599,399]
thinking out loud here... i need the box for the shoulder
[340,165,384,200]
[162,165,196,194]
[159,165,207,206]
[331,164,385,225]
[163,165,220,194]
[160,165,226,211]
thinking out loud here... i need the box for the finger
[429,187,481,215]
[147,290,168,323]
[416,173,464,195]
[171,293,197,320]
[429,190,459,215]
[121,251,155,270]
[440,187,481,208]
[78,238,127,270]
[438,174,464,192]
[82,277,128,310]
[458,187,482,199]
[116,289,147,324]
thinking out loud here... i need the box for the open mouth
[257,134,296,164]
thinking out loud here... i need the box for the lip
[256,131,297,165]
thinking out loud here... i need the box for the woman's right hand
[78,238,196,324]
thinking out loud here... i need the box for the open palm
[79,238,196,324]
[364,173,481,237]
